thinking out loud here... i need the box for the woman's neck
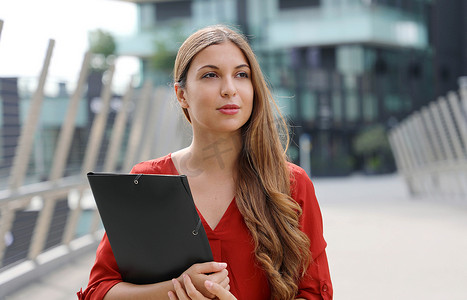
[178,131,242,177]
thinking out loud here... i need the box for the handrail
[388,78,467,198]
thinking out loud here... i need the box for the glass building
[116,0,436,175]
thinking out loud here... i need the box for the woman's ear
[174,83,189,108]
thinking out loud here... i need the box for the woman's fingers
[183,274,208,299]
[218,276,230,290]
[205,281,237,300]
[171,279,188,300]
[207,268,229,285]
[192,262,227,274]
[171,274,211,300]
[168,290,179,300]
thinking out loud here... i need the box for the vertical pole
[448,92,467,156]
[49,52,91,181]
[413,112,436,194]
[421,107,443,163]
[57,52,91,245]
[138,87,167,162]
[103,80,134,173]
[438,96,466,195]
[81,63,115,175]
[0,206,15,267]
[8,39,55,190]
[393,127,416,195]
[439,97,464,160]
[156,89,179,158]
[0,19,4,42]
[388,131,406,175]
[430,100,454,161]
[83,63,116,235]
[122,81,152,172]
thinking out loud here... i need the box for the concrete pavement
[3,173,467,300]
[316,174,467,300]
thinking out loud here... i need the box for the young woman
[78,25,332,300]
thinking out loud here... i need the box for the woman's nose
[221,78,237,97]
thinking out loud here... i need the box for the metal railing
[0,19,188,297]
[388,78,467,199]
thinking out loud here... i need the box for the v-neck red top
[78,154,332,299]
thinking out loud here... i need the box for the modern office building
[115,0,444,175]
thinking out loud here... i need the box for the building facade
[116,0,437,175]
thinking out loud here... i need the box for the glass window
[301,91,317,122]
[332,92,343,122]
[362,93,377,122]
[279,0,320,10]
[155,1,192,21]
[345,91,359,122]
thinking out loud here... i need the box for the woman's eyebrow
[197,64,219,71]
[197,64,250,72]
[236,64,250,69]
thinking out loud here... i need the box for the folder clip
[134,174,143,185]
[192,218,202,236]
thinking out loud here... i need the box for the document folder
[87,172,213,284]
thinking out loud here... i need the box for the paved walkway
[4,174,467,300]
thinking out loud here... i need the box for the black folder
[87,172,213,284]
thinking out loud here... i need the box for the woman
[78,25,332,300]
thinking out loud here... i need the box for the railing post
[388,131,406,177]
[49,51,91,182]
[0,206,15,266]
[421,107,443,163]
[54,52,92,246]
[392,127,417,195]
[8,39,55,190]
[399,121,420,194]
[81,63,116,176]
[0,19,4,42]
[103,80,134,173]
[122,81,152,172]
[138,87,169,162]
[430,100,454,161]
[448,92,467,156]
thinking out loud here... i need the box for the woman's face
[176,41,254,136]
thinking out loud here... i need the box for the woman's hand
[168,274,236,300]
[177,262,229,298]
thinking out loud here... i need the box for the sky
[0,0,139,89]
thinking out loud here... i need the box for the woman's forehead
[190,41,249,67]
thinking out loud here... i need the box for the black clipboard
[87,172,213,284]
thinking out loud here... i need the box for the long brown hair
[173,25,311,299]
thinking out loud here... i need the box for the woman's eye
[202,72,217,78]
[236,72,249,78]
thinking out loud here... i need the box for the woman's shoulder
[130,153,178,175]
[286,161,316,203]
[286,161,311,184]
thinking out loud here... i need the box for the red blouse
[77,154,332,299]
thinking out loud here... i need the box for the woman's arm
[290,165,333,300]
[104,280,174,300]
[103,262,229,300]
[79,234,228,300]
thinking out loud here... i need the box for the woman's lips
[218,104,240,115]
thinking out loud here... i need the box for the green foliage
[150,22,186,74]
[353,124,391,156]
[88,29,116,71]
[88,29,116,57]
[353,124,395,174]
[151,41,177,72]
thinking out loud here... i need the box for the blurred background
[0,0,466,299]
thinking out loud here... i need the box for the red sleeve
[289,164,333,300]
[77,234,122,300]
